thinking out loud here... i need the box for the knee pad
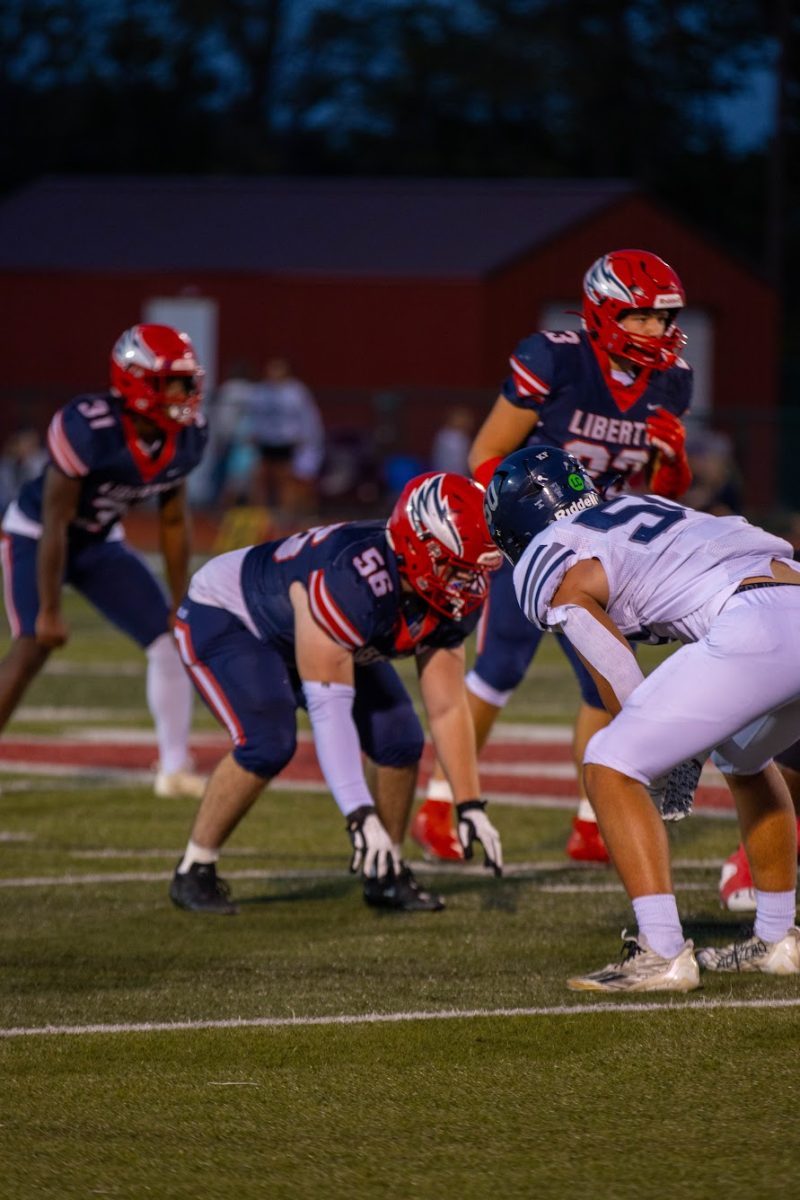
[366,704,424,768]
[232,730,297,780]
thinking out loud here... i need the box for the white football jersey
[513,495,795,644]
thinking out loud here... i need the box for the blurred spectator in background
[246,357,325,522]
[317,428,383,514]
[430,406,475,476]
[683,427,742,515]
[0,428,48,514]
[208,359,258,506]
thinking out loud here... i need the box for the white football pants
[585,587,800,782]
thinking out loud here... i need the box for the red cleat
[410,799,464,862]
[719,843,756,913]
[566,817,610,863]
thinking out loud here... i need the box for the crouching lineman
[169,472,504,915]
[0,324,208,797]
[485,445,800,992]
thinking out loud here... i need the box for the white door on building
[143,296,219,393]
[142,296,219,503]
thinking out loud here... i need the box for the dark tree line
[1,0,798,320]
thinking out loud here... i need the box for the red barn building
[0,176,777,505]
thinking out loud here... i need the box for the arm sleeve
[549,603,646,706]
[302,681,376,816]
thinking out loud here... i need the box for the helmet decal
[583,255,635,308]
[406,476,463,558]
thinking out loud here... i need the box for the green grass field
[1,591,799,1199]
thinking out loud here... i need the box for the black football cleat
[169,861,239,915]
[363,864,445,912]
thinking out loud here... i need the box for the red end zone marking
[0,735,734,811]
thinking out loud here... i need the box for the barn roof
[0,175,636,276]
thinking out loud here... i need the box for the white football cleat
[567,931,700,993]
[154,765,207,799]
[696,927,800,974]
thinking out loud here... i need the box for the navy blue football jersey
[16,393,207,537]
[501,330,692,491]
[240,520,479,663]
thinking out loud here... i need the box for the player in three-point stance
[169,472,504,916]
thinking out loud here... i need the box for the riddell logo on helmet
[654,293,683,308]
[554,494,600,520]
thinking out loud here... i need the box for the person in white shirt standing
[246,357,325,523]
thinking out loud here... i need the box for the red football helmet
[387,473,503,620]
[110,324,204,432]
[582,250,687,370]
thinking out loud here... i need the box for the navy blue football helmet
[483,446,601,564]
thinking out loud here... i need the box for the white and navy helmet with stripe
[483,446,601,565]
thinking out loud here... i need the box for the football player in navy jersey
[414,249,694,865]
[168,472,504,915]
[0,324,209,797]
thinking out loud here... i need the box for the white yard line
[15,707,150,721]
[3,996,800,1039]
[0,767,735,817]
[0,860,723,888]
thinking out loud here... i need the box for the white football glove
[456,800,503,876]
[346,805,398,879]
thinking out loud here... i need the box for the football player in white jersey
[484,445,800,992]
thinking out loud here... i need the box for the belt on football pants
[733,580,798,595]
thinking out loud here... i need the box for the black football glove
[456,800,503,876]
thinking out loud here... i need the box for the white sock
[754,889,796,944]
[632,893,686,959]
[177,840,219,874]
[146,632,193,774]
[426,779,454,803]
[576,799,597,823]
